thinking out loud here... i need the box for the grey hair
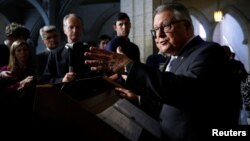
[39,25,57,40]
[154,2,193,30]
[63,13,83,27]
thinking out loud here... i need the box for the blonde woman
[0,39,35,119]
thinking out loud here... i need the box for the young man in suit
[85,2,241,141]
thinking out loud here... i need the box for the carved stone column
[120,0,163,62]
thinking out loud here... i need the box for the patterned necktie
[165,56,177,72]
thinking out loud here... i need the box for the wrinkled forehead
[153,10,175,27]
[44,31,58,37]
[65,16,82,27]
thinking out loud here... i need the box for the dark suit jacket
[42,42,94,84]
[126,36,241,141]
[0,44,9,68]
[106,36,140,62]
[36,50,50,76]
[146,53,168,71]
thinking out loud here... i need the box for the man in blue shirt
[106,12,140,62]
[105,12,140,84]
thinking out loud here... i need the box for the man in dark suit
[0,44,9,68]
[146,52,168,71]
[43,13,95,84]
[85,2,241,141]
[36,25,60,83]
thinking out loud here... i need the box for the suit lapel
[169,57,183,72]
[169,36,204,72]
[162,57,171,72]
[61,47,69,60]
[43,50,50,59]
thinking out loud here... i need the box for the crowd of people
[0,2,250,140]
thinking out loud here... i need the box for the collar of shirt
[46,48,52,51]
[65,43,74,50]
[158,51,169,57]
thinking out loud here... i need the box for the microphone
[65,42,90,75]
[65,43,74,72]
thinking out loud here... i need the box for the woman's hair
[8,40,33,78]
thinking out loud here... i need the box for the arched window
[213,14,248,71]
[191,15,207,40]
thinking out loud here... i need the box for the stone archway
[213,6,249,71]
[189,7,211,41]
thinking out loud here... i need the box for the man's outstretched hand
[84,47,132,73]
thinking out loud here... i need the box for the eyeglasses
[150,20,185,38]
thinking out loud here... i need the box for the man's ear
[63,27,66,34]
[113,25,117,31]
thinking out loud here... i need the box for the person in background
[106,12,140,62]
[222,46,249,125]
[105,12,140,84]
[0,22,30,68]
[85,2,242,140]
[1,23,33,107]
[0,44,9,68]
[0,40,36,133]
[240,71,250,125]
[97,34,111,49]
[222,45,247,82]
[5,22,30,48]
[36,25,60,83]
[43,13,97,84]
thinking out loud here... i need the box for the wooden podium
[33,76,161,141]
[33,76,126,140]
